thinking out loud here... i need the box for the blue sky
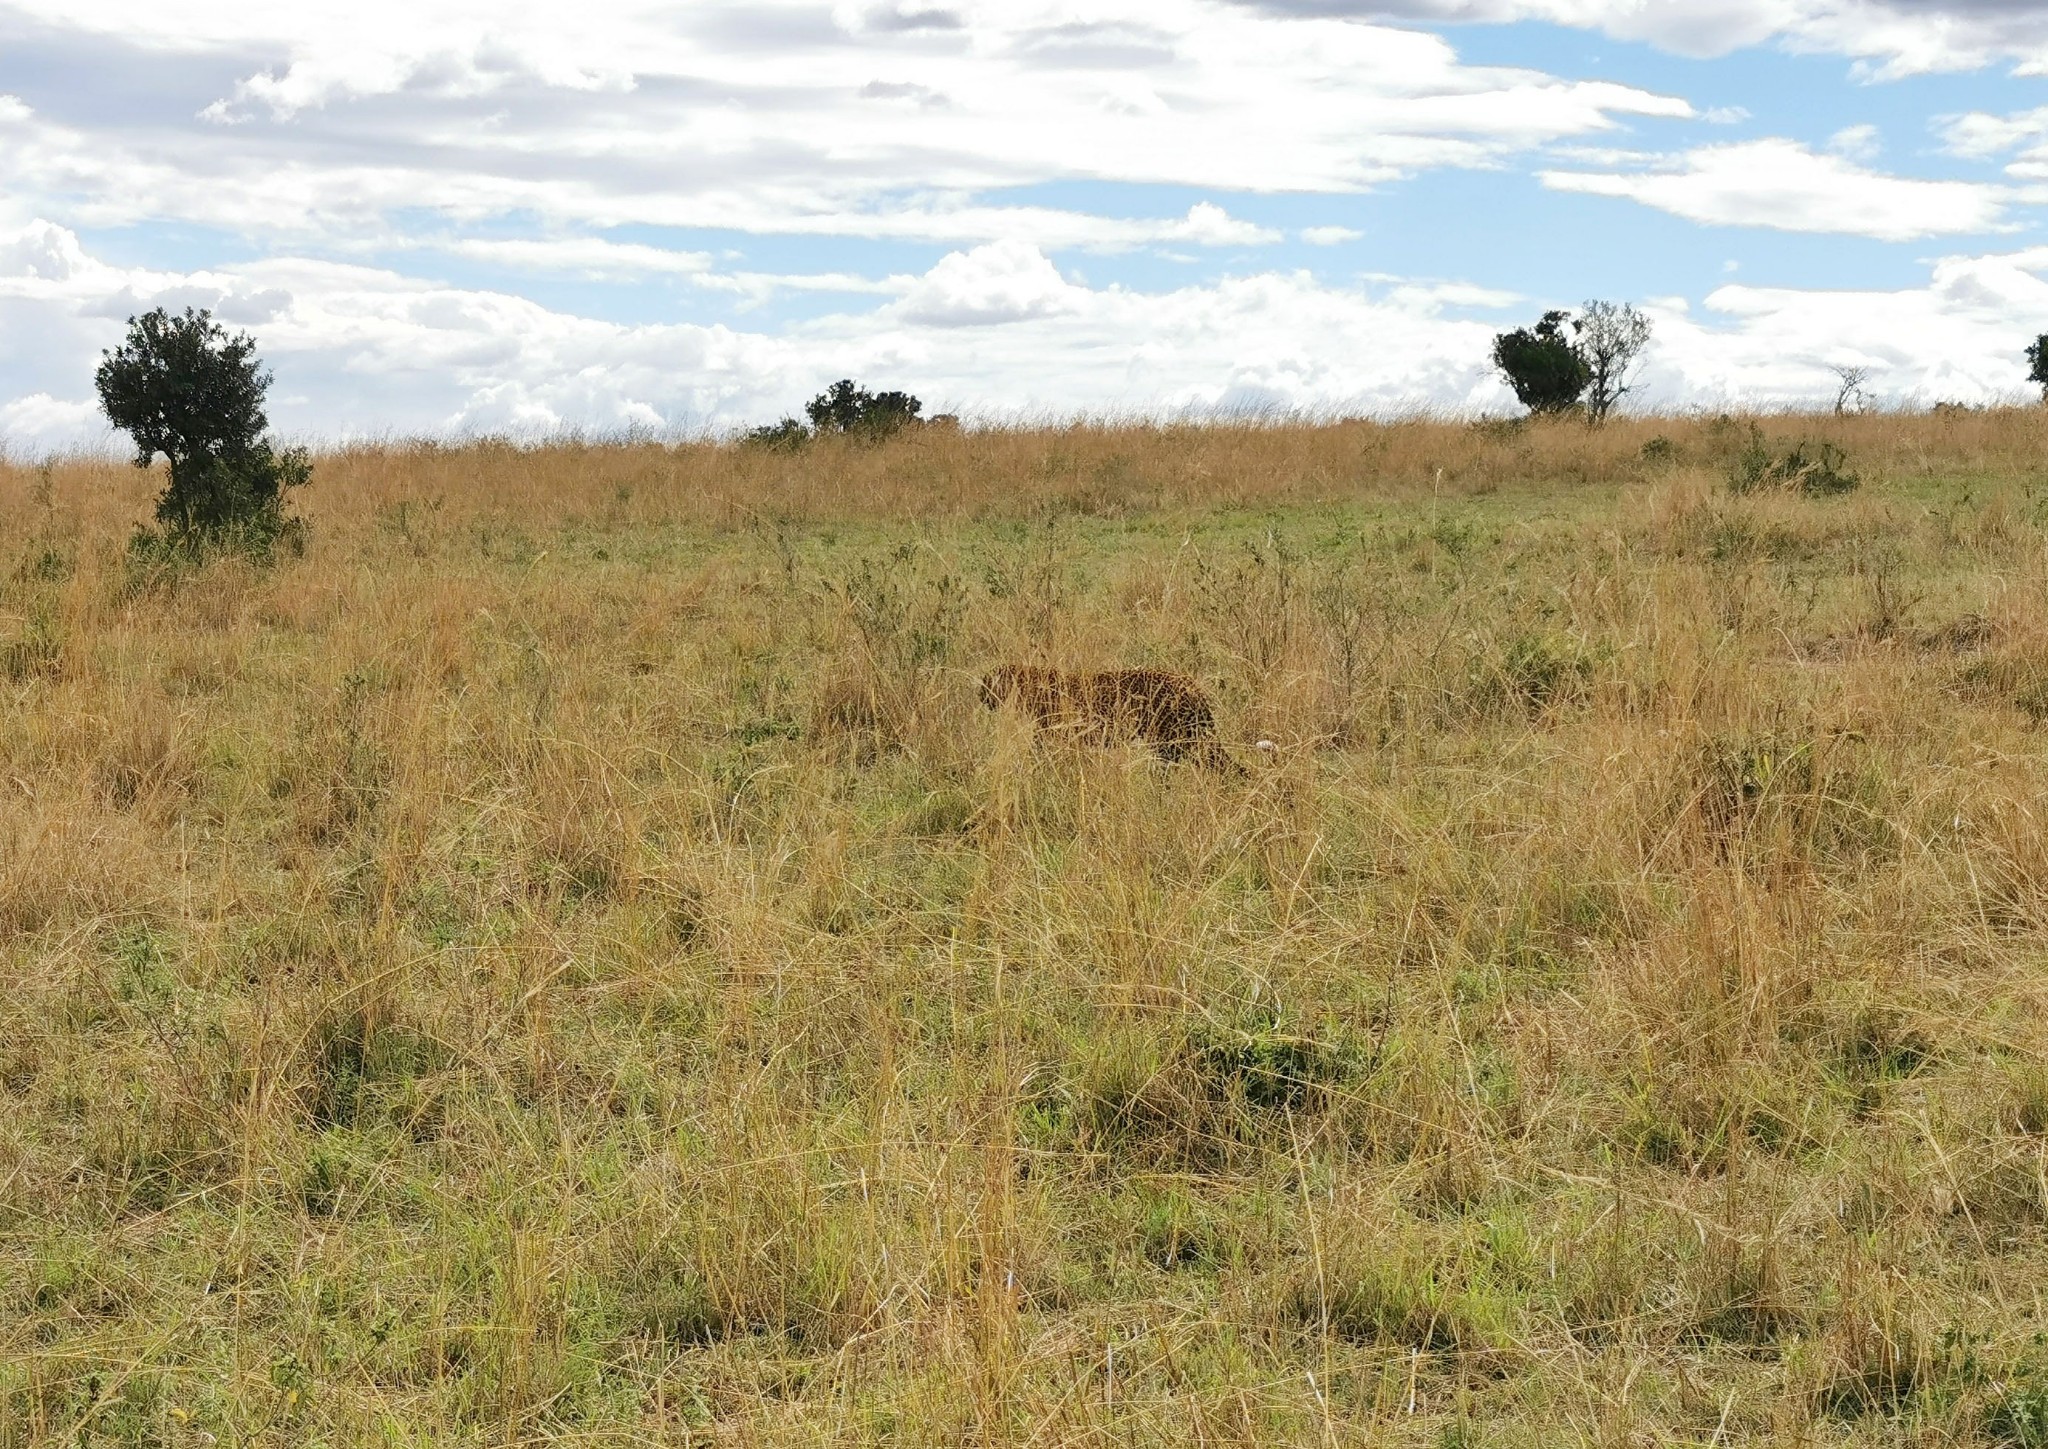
[3,0,2048,446]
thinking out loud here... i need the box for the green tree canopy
[94,306,308,544]
[805,380,924,439]
[1491,311,1591,417]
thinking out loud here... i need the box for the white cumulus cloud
[1168,202,1284,247]
[0,219,89,282]
[0,393,103,456]
[1939,105,2048,181]
[1641,246,2048,406]
[1541,138,2017,240]
[893,240,1086,325]
[1826,123,1881,161]
[0,4,2040,443]
[6,221,2047,451]
[437,238,719,280]
[0,1,1695,248]
[1229,1,2048,79]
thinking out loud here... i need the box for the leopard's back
[1077,668,1216,756]
[982,663,1230,767]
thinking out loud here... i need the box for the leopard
[978,663,1242,773]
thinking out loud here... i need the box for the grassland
[8,409,2048,1445]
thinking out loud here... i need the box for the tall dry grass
[12,405,2043,536]
[3,411,2048,1443]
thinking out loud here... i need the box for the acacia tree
[1574,301,1653,423]
[1491,311,1590,416]
[95,307,309,545]
[1831,364,1872,416]
[2028,335,2048,401]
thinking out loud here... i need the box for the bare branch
[1574,302,1652,424]
[1831,364,1871,416]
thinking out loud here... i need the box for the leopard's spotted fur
[979,664,1240,772]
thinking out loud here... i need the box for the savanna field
[14,411,2048,1445]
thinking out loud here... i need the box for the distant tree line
[748,379,954,449]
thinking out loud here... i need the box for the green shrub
[1988,1377,2048,1448]
[0,607,60,682]
[94,306,312,550]
[743,382,928,451]
[745,417,809,451]
[805,379,923,440]
[1990,1358,2048,1449]
[1491,310,1589,417]
[1190,1007,1359,1112]
[1693,729,1894,867]
[1728,425,1858,497]
[1296,1231,1510,1352]
[1473,631,1605,717]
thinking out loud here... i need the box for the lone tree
[95,306,309,546]
[1831,363,1872,416]
[1573,301,1653,423]
[2028,335,2048,401]
[1491,310,1591,416]
[804,379,923,439]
